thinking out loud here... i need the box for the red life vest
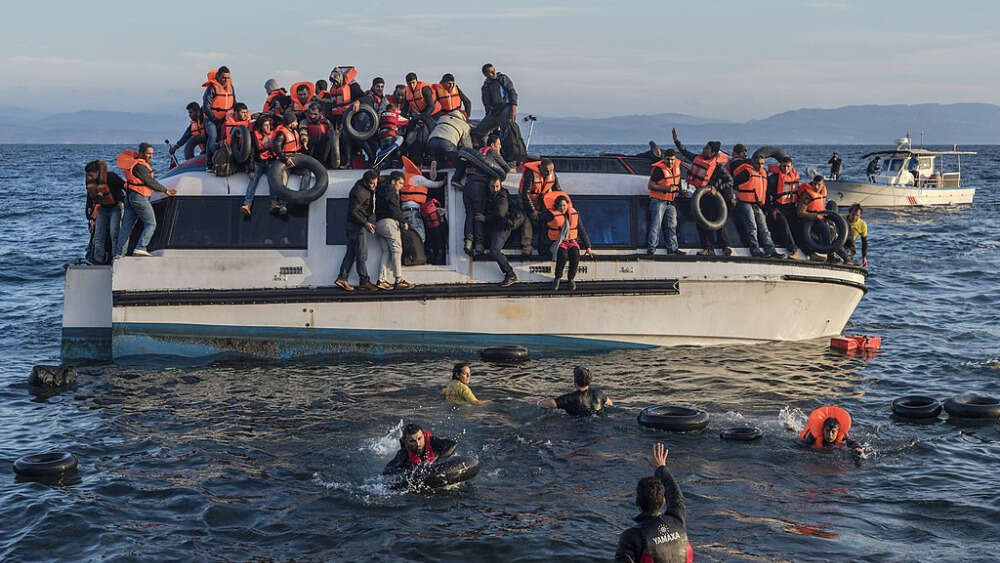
[399,156,428,204]
[768,164,800,206]
[734,163,768,205]
[378,110,409,139]
[223,116,253,143]
[405,430,437,466]
[274,125,301,155]
[290,81,316,112]
[685,153,722,188]
[86,160,116,206]
[329,66,358,116]
[263,88,287,114]
[405,81,440,114]
[420,198,443,229]
[521,161,557,205]
[798,182,827,213]
[202,70,234,121]
[544,192,579,242]
[116,150,154,197]
[305,119,330,140]
[432,83,463,114]
[799,406,851,448]
[649,159,682,201]
[254,130,276,161]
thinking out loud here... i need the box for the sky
[1,0,998,121]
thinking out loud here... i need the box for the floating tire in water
[388,455,480,490]
[719,426,762,441]
[943,395,1000,419]
[637,405,710,432]
[13,452,78,479]
[457,148,507,180]
[479,345,529,363]
[690,187,727,231]
[750,145,789,162]
[801,211,848,253]
[266,154,329,205]
[345,104,379,141]
[229,125,252,164]
[891,396,942,419]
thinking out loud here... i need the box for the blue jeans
[204,118,221,166]
[736,202,775,256]
[242,162,273,207]
[93,203,122,264]
[338,225,371,283]
[647,198,678,252]
[115,190,157,256]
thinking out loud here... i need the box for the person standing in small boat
[542,193,594,291]
[766,157,802,260]
[84,160,125,265]
[796,175,831,261]
[454,134,510,256]
[538,367,612,415]
[114,143,178,258]
[201,66,235,173]
[239,115,277,217]
[441,363,487,406]
[519,158,560,256]
[374,171,415,290]
[866,156,881,183]
[828,152,842,180]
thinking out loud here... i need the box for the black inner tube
[479,345,529,363]
[944,395,1000,419]
[750,146,789,162]
[388,455,480,490]
[637,405,710,431]
[690,187,727,231]
[229,125,252,164]
[891,396,942,419]
[719,426,762,441]
[13,451,79,478]
[345,104,379,141]
[802,211,848,253]
[266,154,329,205]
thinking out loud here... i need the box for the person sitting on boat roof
[201,66,236,173]
[383,422,458,475]
[301,102,334,167]
[84,160,125,265]
[262,78,290,116]
[834,204,868,267]
[441,363,488,405]
[797,406,861,454]
[671,128,735,256]
[485,176,527,287]
[538,366,612,415]
[403,72,439,123]
[796,175,830,261]
[335,169,379,292]
[728,144,748,169]
[733,155,784,259]
[314,79,330,101]
[239,115,277,218]
[269,111,302,216]
[765,156,801,260]
[541,193,594,291]
[426,109,472,169]
[455,134,511,257]
[326,67,365,168]
[866,156,881,183]
[647,149,685,256]
[377,102,409,167]
[365,77,389,113]
[374,170,415,290]
[168,102,206,161]
[290,82,315,116]
[615,443,693,563]
[519,158,560,257]
[828,152,842,180]
[113,143,178,258]
[432,74,471,119]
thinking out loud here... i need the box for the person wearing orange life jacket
[84,160,126,265]
[314,79,330,101]
[766,156,802,259]
[399,157,446,243]
[671,128,735,256]
[796,175,832,261]
[113,143,178,258]
[646,149,685,256]
[383,422,458,475]
[262,78,290,116]
[732,155,784,258]
[201,66,236,173]
[326,67,365,168]
[403,72,440,121]
[542,192,594,292]
[520,158,561,256]
[240,115,278,217]
[797,406,862,454]
[222,103,254,173]
[431,73,471,118]
[169,102,207,161]
[289,81,315,115]
[269,111,303,216]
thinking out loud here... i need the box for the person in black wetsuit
[828,152,842,180]
[538,366,613,415]
[383,422,458,474]
[615,443,693,563]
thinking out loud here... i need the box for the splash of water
[779,406,807,433]
[359,419,404,457]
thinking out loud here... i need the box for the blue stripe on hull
[112,323,656,360]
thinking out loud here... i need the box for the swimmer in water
[383,422,457,475]
[797,406,862,454]
[441,362,487,405]
[538,366,613,416]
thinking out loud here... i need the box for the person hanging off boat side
[84,160,126,265]
[833,204,868,267]
[484,176,527,287]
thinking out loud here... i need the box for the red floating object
[830,334,882,353]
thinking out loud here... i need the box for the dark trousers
[555,245,581,281]
[338,225,370,283]
[769,206,799,252]
[425,225,448,265]
[462,179,488,248]
[426,137,459,167]
[489,216,525,278]
[308,133,331,167]
[697,223,730,249]
[472,105,525,162]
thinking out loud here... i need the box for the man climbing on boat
[168,102,206,161]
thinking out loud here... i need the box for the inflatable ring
[345,104,379,141]
[388,455,480,490]
[719,426,762,441]
[801,211,848,253]
[266,154,329,205]
[690,187,728,231]
[229,125,252,164]
[891,396,942,419]
[13,452,78,479]
[637,405,709,432]
[479,345,529,363]
[750,146,789,162]
[943,395,1000,419]
[457,148,507,180]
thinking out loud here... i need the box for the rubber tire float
[457,148,507,180]
[344,104,379,141]
[719,426,762,441]
[388,455,480,490]
[891,396,942,419]
[750,145,789,162]
[266,154,329,205]
[690,187,728,231]
[13,452,78,479]
[228,125,252,164]
[801,211,848,253]
[637,406,710,432]
[943,395,1000,419]
[479,346,529,363]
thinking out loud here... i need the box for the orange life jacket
[329,66,358,116]
[799,406,852,448]
[223,116,253,143]
[544,192,578,241]
[290,81,316,112]
[202,70,234,121]
[399,156,427,204]
[798,182,827,213]
[521,161,557,205]
[734,163,768,205]
[273,125,301,154]
[432,83,462,114]
[685,153,723,189]
[768,164,800,206]
[189,118,205,139]
[649,159,682,201]
[86,160,116,206]
[405,81,440,114]
[314,88,330,100]
[263,88,287,114]
[116,150,154,197]
[254,130,276,161]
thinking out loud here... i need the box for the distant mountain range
[1,103,997,145]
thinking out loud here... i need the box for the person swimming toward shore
[797,406,862,454]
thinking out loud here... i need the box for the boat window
[917,157,933,170]
[152,196,307,249]
[886,158,903,173]
[326,199,349,245]
[636,198,742,248]
[573,196,633,247]
[543,157,631,174]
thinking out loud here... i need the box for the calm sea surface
[1,143,998,562]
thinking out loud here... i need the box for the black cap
[733,143,747,153]
[664,149,677,157]
[441,73,455,82]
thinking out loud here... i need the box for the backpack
[401,227,428,266]
[212,142,234,177]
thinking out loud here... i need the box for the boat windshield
[885,158,904,173]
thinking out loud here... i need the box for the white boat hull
[827,180,974,208]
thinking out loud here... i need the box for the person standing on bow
[201,66,236,173]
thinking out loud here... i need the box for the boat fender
[28,365,78,387]
[801,211,848,253]
[719,426,762,441]
[479,345,529,363]
[891,396,942,419]
[637,405,710,432]
[690,187,728,231]
[229,125,252,164]
[943,395,1000,419]
[14,452,79,479]
[750,146,789,162]
[457,148,507,181]
[388,455,480,490]
[266,154,329,205]
[344,104,379,141]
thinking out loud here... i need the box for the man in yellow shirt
[839,204,869,267]
[441,363,486,405]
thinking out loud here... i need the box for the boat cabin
[864,137,975,188]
